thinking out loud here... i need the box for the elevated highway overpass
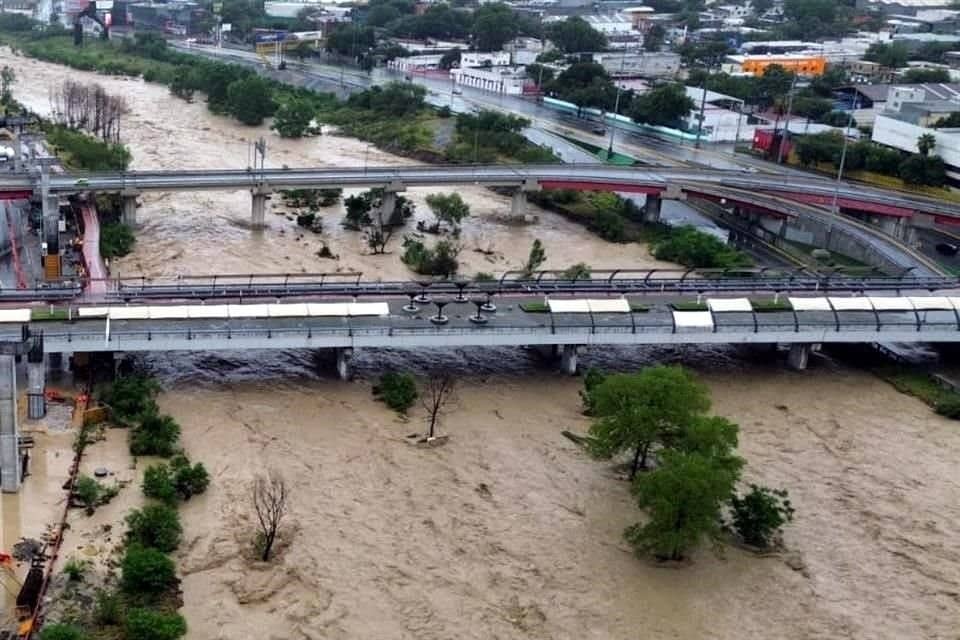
[2,164,956,219]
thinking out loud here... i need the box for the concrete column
[560,345,580,375]
[251,188,271,228]
[381,190,397,224]
[42,194,60,255]
[120,190,139,227]
[643,194,662,223]
[336,348,353,381]
[26,353,45,420]
[877,216,898,237]
[0,355,20,493]
[510,190,527,218]
[787,343,810,371]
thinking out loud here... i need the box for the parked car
[591,125,606,135]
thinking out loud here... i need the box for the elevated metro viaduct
[2,287,960,492]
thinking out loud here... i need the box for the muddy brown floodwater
[5,49,960,640]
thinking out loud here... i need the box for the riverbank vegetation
[43,375,211,639]
[40,123,130,171]
[581,365,793,561]
[873,365,960,419]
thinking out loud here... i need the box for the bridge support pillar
[121,190,139,227]
[42,194,60,254]
[787,344,810,371]
[26,351,45,421]
[0,355,20,493]
[560,345,580,375]
[642,195,662,223]
[381,190,397,223]
[511,190,527,218]
[336,348,353,381]
[251,188,272,228]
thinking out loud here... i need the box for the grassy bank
[873,365,960,419]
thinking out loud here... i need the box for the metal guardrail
[103,270,960,302]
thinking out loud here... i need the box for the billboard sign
[254,30,287,43]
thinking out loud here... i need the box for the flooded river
[5,49,960,639]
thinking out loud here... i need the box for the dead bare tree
[421,373,457,440]
[252,471,288,561]
[49,80,128,143]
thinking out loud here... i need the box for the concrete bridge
[1,164,956,229]
[1,290,959,492]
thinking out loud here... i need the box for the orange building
[732,55,828,77]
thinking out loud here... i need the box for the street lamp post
[827,95,859,243]
[732,100,744,155]
[607,53,628,156]
[776,74,799,165]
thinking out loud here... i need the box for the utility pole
[776,73,798,164]
[607,53,628,157]
[694,83,708,149]
[732,100,744,155]
[827,96,859,244]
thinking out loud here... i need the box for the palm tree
[917,133,937,157]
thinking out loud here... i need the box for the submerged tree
[252,471,288,561]
[588,365,711,479]
[422,373,457,439]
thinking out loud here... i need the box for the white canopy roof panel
[548,299,590,313]
[707,298,753,313]
[188,305,230,319]
[587,299,631,313]
[909,296,953,310]
[829,297,874,311]
[867,297,913,311]
[788,297,831,312]
[77,307,110,318]
[348,302,390,316]
[673,311,714,329]
[0,309,31,323]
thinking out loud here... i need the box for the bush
[74,475,101,507]
[39,624,86,640]
[401,237,460,277]
[125,608,187,640]
[63,557,88,581]
[591,207,627,242]
[729,484,794,548]
[101,375,160,423]
[375,372,418,414]
[94,589,124,626]
[100,223,135,259]
[126,504,182,552]
[43,124,131,171]
[170,454,210,500]
[653,226,750,269]
[121,546,177,594]
[130,413,181,457]
[579,367,606,415]
[935,395,960,419]
[143,464,177,504]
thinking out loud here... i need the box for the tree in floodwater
[422,373,457,440]
[252,471,288,562]
[625,450,740,561]
[588,365,710,479]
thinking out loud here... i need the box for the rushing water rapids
[4,49,960,640]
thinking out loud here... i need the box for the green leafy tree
[130,413,181,457]
[39,625,86,640]
[375,372,418,413]
[100,376,160,423]
[471,2,518,52]
[629,83,695,128]
[547,62,618,111]
[546,16,608,53]
[580,367,606,415]
[643,24,665,52]
[901,68,951,83]
[0,66,15,104]
[523,238,547,275]
[917,133,937,157]
[625,450,740,560]
[525,63,555,87]
[864,42,909,69]
[425,192,470,231]
[729,484,795,548]
[100,223,135,259]
[343,193,374,229]
[143,464,177,504]
[561,262,591,280]
[674,415,744,476]
[272,98,317,138]
[588,366,711,478]
[226,76,276,126]
[125,609,188,640]
[653,226,750,269]
[170,455,210,500]
[126,503,182,552]
[439,49,462,70]
[74,474,102,507]
[121,546,177,594]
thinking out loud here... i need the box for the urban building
[589,51,681,78]
[460,51,511,68]
[128,1,210,35]
[871,85,960,183]
[723,54,828,76]
[582,13,635,36]
[683,86,765,142]
[856,0,958,16]
[451,66,528,94]
[843,60,896,84]
[835,82,960,125]
[386,54,444,73]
